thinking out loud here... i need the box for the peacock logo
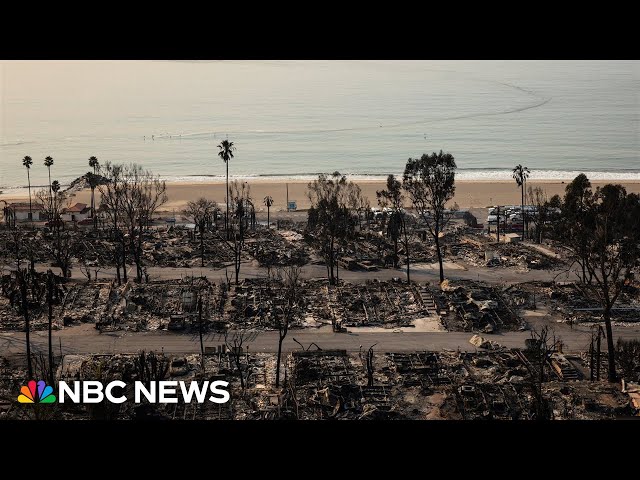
[18,380,57,404]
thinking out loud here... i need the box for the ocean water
[0,60,638,195]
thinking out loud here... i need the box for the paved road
[33,258,577,286]
[4,324,639,358]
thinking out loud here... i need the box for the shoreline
[3,179,640,213]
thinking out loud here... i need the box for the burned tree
[76,240,104,282]
[527,186,548,244]
[224,330,251,390]
[271,266,304,388]
[98,162,126,284]
[16,269,33,378]
[45,269,59,385]
[118,164,168,283]
[185,197,217,267]
[616,339,640,383]
[307,173,360,285]
[360,343,377,387]
[525,326,557,420]
[228,180,251,285]
[37,185,72,278]
[198,297,205,373]
[403,151,458,283]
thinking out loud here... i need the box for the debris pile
[245,230,310,267]
[546,282,640,325]
[438,279,525,332]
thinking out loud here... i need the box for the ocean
[0,60,638,195]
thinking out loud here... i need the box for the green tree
[377,174,411,279]
[185,197,217,267]
[581,185,640,382]
[556,174,594,284]
[403,151,458,283]
[528,185,551,244]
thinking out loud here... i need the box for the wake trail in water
[151,76,552,138]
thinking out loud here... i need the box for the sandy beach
[3,179,640,214]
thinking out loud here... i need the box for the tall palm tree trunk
[90,187,94,227]
[229,162,231,239]
[521,184,525,240]
[27,169,33,226]
[47,167,52,219]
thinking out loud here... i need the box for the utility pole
[496,205,500,243]
[286,183,289,212]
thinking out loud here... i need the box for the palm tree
[22,156,33,225]
[89,156,99,174]
[512,164,530,240]
[217,140,235,238]
[263,195,274,229]
[88,157,100,229]
[44,156,54,216]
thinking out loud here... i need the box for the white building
[8,202,46,222]
[61,203,91,222]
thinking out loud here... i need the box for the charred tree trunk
[276,335,284,388]
[18,271,33,379]
[328,236,336,285]
[198,298,205,373]
[393,236,399,268]
[200,222,205,268]
[603,307,617,382]
[121,235,127,283]
[434,232,444,283]
[235,354,244,390]
[47,271,55,385]
[402,218,410,284]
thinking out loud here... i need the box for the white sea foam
[163,170,640,183]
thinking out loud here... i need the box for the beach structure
[6,202,45,222]
[61,203,91,223]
